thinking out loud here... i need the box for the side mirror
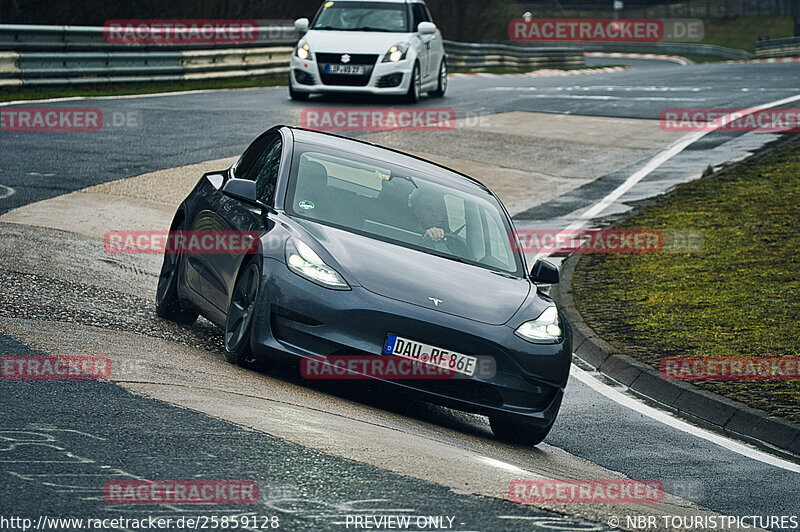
[418,22,437,35]
[295,18,310,35]
[530,259,559,284]
[222,178,258,205]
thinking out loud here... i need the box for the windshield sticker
[298,200,316,210]
[324,1,334,9]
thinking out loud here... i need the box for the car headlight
[382,42,409,63]
[515,306,563,343]
[296,41,313,61]
[285,238,349,290]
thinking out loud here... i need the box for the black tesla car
[156,125,572,445]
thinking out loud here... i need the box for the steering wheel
[421,231,470,257]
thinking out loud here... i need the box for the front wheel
[405,63,421,104]
[224,258,268,369]
[490,414,554,446]
[429,59,447,97]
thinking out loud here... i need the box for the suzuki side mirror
[418,22,436,35]
[295,18,310,35]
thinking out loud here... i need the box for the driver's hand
[425,227,445,241]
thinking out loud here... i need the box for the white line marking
[0,85,281,108]
[0,184,16,200]
[477,456,528,473]
[532,92,800,263]
[485,91,702,102]
[570,365,800,473]
[542,94,800,469]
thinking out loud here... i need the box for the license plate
[383,334,477,377]
[326,64,365,75]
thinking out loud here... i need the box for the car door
[186,132,281,314]
[421,2,445,78]
[411,3,433,82]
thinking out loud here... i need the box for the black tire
[224,257,268,369]
[405,62,421,104]
[490,414,554,446]
[429,59,447,98]
[289,82,310,101]
[155,229,198,325]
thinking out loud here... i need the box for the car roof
[284,126,492,195]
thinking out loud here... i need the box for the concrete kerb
[554,252,800,459]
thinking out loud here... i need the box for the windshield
[286,145,523,276]
[311,1,410,32]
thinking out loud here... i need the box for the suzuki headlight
[296,41,313,61]
[515,306,563,343]
[382,42,409,62]
[286,238,349,290]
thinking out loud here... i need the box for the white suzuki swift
[289,0,447,103]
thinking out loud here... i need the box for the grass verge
[0,75,288,103]
[572,137,800,422]
[700,15,795,53]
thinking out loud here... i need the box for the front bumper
[289,55,413,95]
[252,258,572,428]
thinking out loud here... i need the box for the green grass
[699,15,795,52]
[0,75,287,103]
[572,139,800,422]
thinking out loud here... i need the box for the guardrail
[0,47,294,87]
[756,36,800,58]
[0,23,298,51]
[526,41,755,60]
[0,25,589,87]
[0,23,298,86]
[444,40,585,71]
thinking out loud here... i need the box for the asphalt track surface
[1,56,799,531]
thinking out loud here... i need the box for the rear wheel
[429,59,447,97]
[155,228,198,325]
[490,414,554,446]
[224,258,268,369]
[405,63,421,104]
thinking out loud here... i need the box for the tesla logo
[428,298,443,307]
[341,54,351,63]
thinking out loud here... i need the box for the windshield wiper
[313,25,347,31]
[425,248,468,265]
[353,26,396,32]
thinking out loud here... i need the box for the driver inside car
[412,193,449,243]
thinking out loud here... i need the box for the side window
[233,133,282,204]
[422,3,434,25]
[411,4,429,28]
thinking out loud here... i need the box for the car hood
[305,30,410,54]
[297,220,530,326]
